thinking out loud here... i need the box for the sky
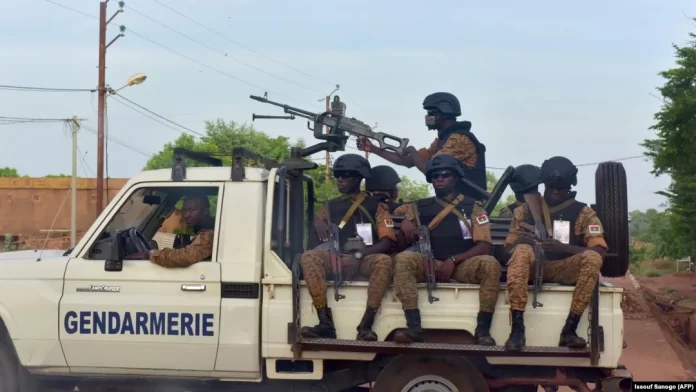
[1,0,695,211]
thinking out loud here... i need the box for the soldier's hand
[400,219,420,243]
[403,146,418,157]
[356,137,374,152]
[541,238,567,253]
[343,256,360,280]
[437,258,456,282]
[314,218,331,242]
[515,232,536,247]
[125,251,150,260]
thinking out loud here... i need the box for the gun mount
[250,94,410,155]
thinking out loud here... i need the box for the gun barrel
[249,95,317,118]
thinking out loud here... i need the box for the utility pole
[96,0,124,216]
[71,116,79,247]
[324,95,330,183]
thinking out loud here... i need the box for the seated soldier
[126,195,215,267]
[392,154,502,345]
[504,156,607,351]
[499,165,542,218]
[302,154,396,341]
[365,165,409,254]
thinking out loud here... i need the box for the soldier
[498,164,542,218]
[503,156,607,351]
[356,92,487,192]
[125,195,215,267]
[365,165,401,208]
[302,154,396,341]
[391,154,502,344]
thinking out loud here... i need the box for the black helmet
[366,165,401,191]
[422,92,462,117]
[540,156,578,188]
[510,164,542,194]
[425,154,466,183]
[333,153,371,178]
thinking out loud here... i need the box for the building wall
[0,176,186,233]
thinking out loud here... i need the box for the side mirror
[104,232,125,272]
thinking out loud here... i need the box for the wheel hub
[402,375,459,392]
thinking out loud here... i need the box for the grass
[630,258,677,278]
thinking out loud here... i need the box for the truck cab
[0,147,632,392]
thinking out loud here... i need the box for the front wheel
[372,355,488,392]
[0,342,37,392]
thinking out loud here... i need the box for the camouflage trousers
[300,250,393,310]
[393,251,502,312]
[507,244,603,314]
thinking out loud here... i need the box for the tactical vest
[522,199,586,261]
[327,194,380,247]
[368,193,401,213]
[416,196,475,260]
[438,122,487,193]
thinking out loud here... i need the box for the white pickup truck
[0,147,633,392]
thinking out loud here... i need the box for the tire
[372,355,488,392]
[0,342,20,392]
[594,161,629,277]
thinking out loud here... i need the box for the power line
[108,96,201,137]
[0,116,72,122]
[126,28,314,106]
[81,124,153,158]
[485,155,646,170]
[126,6,324,95]
[149,0,335,87]
[110,92,205,137]
[43,0,97,20]
[0,84,96,93]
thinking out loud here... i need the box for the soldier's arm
[452,202,491,263]
[393,203,419,244]
[432,134,478,169]
[503,205,525,254]
[363,202,396,255]
[572,206,608,257]
[315,205,328,221]
[150,230,214,268]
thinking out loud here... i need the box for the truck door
[59,183,223,374]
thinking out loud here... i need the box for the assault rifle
[250,94,410,155]
[413,204,439,304]
[325,204,345,302]
[523,192,548,308]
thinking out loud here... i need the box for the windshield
[103,188,165,237]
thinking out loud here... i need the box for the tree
[45,174,71,178]
[641,26,696,260]
[0,167,19,177]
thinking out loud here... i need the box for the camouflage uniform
[504,204,606,313]
[392,198,501,344]
[301,191,396,341]
[503,200,607,351]
[418,133,478,169]
[497,201,523,219]
[150,229,214,268]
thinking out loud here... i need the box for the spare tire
[594,161,629,277]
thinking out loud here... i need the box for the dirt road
[604,275,691,381]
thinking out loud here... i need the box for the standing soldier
[498,164,542,218]
[302,154,396,341]
[503,156,607,351]
[357,92,487,192]
[391,155,502,344]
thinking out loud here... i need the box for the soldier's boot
[504,310,526,351]
[474,311,496,345]
[300,307,337,339]
[393,309,424,344]
[356,307,378,341]
[558,312,587,348]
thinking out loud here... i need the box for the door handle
[181,284,206,292]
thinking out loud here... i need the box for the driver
[126,195,215,267]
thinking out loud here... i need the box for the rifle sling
[338,192,369,229]
[540,197,577,237]
[430,194,469,231]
